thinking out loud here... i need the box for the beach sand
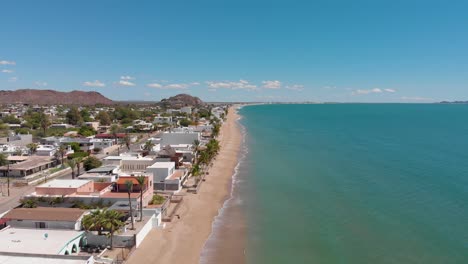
[127,106,244,264]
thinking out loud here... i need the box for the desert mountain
[159,94,205,108]
[0,89,114,105]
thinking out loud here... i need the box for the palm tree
[57,145,67,167]
[135,176,146,222]
[143,140,155,152]
[123,134,131,150]
[125,180,135,230]
[110,124,119,144]
[75,156,83,176]
[82,209,105,235]
[66,158,77,179]
[38,112,50,136]
[101,209,125,250]
[0,153,7,166]
[27,143,38,155]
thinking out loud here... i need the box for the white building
[160,132,200,146]
[3,207,87,231]
[36,144,57,157]
[153,116,172,124]
[0,227,85,256]
[146,162,186,191]
[180,106,192,115]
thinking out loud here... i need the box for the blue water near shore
[239,104,468,264]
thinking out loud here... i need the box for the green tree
[125,180,135,230]
[142,141,155,152]
[135,176,146,222]
[110,124,120,144]
[82,209,105,235]
[75,156,84,176]
[27,143,38,155]
[0,153,7,166]
[57,145,68,167]
[83,156,102,171]
[66,158,77,179]
[96,111,111,126]
[38,112,50,136]
[78,126,96,137]
[101,209,125,249]
[179,118,191,127]
[66,107,83,126]
[1,115,21,124]
[123,134,131,150]
[80,109,92,122]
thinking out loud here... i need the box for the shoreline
[127,106,244,264]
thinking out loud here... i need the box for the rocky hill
[160,94,205,108]
[0,89,114,105]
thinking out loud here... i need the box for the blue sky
[1,0,468,102]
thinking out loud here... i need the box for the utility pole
[7,162,10,197]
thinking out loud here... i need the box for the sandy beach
[127,106,244,264]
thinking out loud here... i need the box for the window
[35,222,47,229]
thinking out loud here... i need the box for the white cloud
[401,96,434,101]
[35,81,48,87]
[206,79,257,90]
[147,82,192,90]
[0,60,16,65]
[120,76,135,80]
[190,82,200,86]
[286,84,304,91]
[262,80,281,89]
[165,83,189,89]
[1,69,13,73]
[117,80,136,86]
[83,80,106,87]
[352,88,397,95]
[147,83,163,88]
[8,77,17,82]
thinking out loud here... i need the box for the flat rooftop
[104,156,152,161]
[0,228,84,255]
[148,162,175,169]
[0,156,54,171]
[167,170,185,180]
[37,179,90,189]
[3,207,86,222]
[0,255,89,264]
[87,165,118,173]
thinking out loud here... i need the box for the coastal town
[0,93,238,264]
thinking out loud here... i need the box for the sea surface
[204,104,468,264]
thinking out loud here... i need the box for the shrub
[83,156,102,171]
[150,194,165,205]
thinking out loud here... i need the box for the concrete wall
[135,214,154,248]
[86,233,135,248]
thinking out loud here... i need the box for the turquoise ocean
[202,104,468,264]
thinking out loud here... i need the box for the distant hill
[0,89,114,105]
[439,101,468,104]
[160,94,205,108]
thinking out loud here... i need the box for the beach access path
[126,106,243,264]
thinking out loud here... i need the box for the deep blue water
[240,104,468,264]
